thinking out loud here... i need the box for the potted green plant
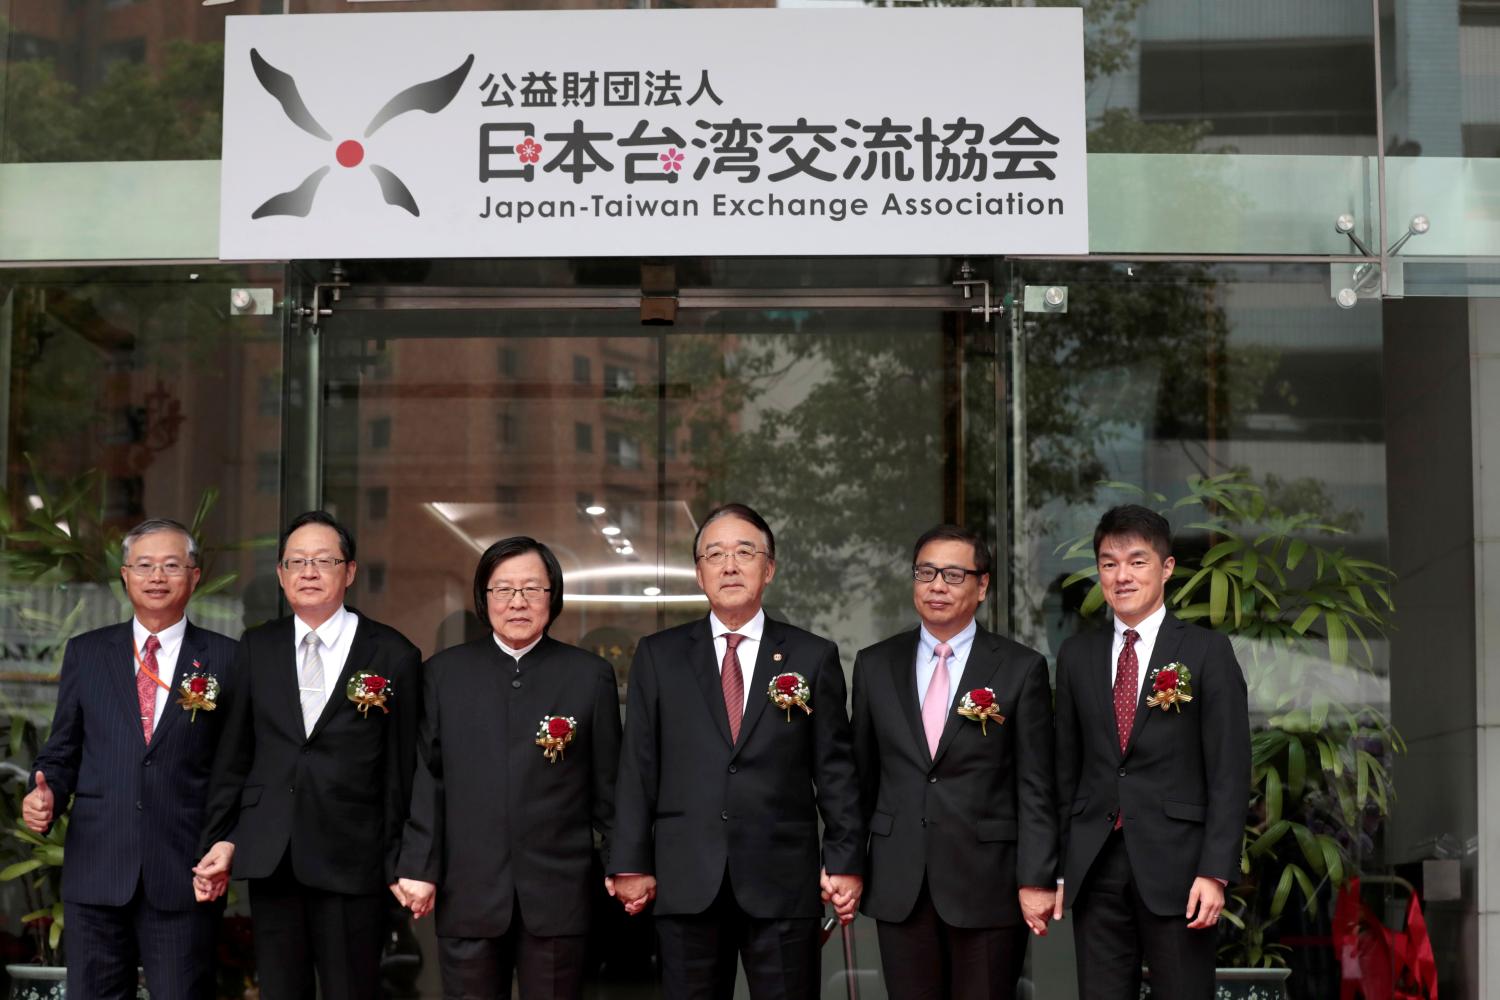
[1060,472,1401,998]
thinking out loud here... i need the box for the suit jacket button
[921,819,927,828]
[928,776,938,784]
[720,810,729,821]
[143,759,151,767]
[728,765,737,774]
[1118,767,1127,777]
[135,801,142,810]
[512,679,522,689]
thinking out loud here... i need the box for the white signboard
[218,8,1087,260]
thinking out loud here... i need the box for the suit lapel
[273,616,305,737]
[107,623,147,748]
[1126,613,1186,752]
[309,610,368,741]
[932,627,1002,765]
[732,617,784,753]
[688,618,735,749]
[886,630,927,762]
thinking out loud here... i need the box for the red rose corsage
[768,672,812,721]
[1145,663,1193,712]
[956,687,1005,735]
[346,671,391,716]
[175,662,219,722]
[535,715,577,763]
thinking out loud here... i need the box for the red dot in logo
[336,140,364,168]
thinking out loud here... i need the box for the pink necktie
[921,642,952,758]
[721,633,745,743]
[138,635,161,744]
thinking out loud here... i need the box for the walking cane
[840,919,860,1000]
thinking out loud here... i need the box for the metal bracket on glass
[1022,285,1068,314]
[1331,214,1429,308]
[952,262,1003,324]
[229,288,275,316]
[293,262,350,331]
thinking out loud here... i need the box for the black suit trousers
[65,879,220,1000]
[1073,831,1215,1000]
[874,877,1029,1000]
[436,897,587,1000]
[654,873,822,1000]
[248,854,386,1000]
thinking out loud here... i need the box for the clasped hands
[605,869,863,924]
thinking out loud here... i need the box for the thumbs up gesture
[23,772,54,833]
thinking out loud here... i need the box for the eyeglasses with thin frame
[487,586,551,603]
[279,557,347,573]
[696,547,769,567]
[125,561,196,578]
[913,565,981,586]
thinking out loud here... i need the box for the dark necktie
[1113,628,1140,754]
[721,633,745,743]
[137,635,161,743]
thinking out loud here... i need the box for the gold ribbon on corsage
[175,663,219,722]
[1145,663,1194,713]
[768,672,812,721]
[346,671,392,716]
[535,715,577,763]
[956,687,1005,735]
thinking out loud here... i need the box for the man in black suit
[194,511,420,1000]
[394,536,620,999]
[852,524,1056,1000]
[24,518,237,1000]
[1054,505,1250,1000]
[608,502,864,1000]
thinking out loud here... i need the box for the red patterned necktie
[721,633,745,743]
[1113,629,1140,753]
[138,635,162,743]
[1112,628,1140,829]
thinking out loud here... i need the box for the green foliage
[0,702,64,966]
[1060,472,1401,968]
[1,36,224,163]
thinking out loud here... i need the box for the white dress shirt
[1110,603,1168,693]
[293,606,358,720]
[915,618,977,713]
[133,615,188,728]
[494,634,543,662]
[710,608,765,712]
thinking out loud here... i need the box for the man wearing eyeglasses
[609,502,864,1000]
[194,510,420,1000]
[850,524,1057,1000]
[23,518,237,1000]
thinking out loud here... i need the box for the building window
[497,408,518,446]
[604,364,636,398]
[573,355,592,384]
[575,422,593,452]
[370,416,392,450]
[606,430,641,469]
[367,486,388,520]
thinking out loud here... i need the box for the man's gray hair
[121,518,200,565]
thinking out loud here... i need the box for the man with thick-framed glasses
[609,502,864,1000]
[194,510,421,1000]
[851,523,1057,1000]
[25,518,238,1000]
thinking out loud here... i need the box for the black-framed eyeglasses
[696,548,768,567]
[487,586,551,603]
[280,557,347,573]
[125,561,196,578]
[913,565,981,585]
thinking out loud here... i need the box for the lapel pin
[772,652,783,662]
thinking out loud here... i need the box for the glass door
[284,263,1004,998]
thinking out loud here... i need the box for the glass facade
[0,1,1494,999]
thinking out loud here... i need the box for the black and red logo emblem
[248,48,473,219]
